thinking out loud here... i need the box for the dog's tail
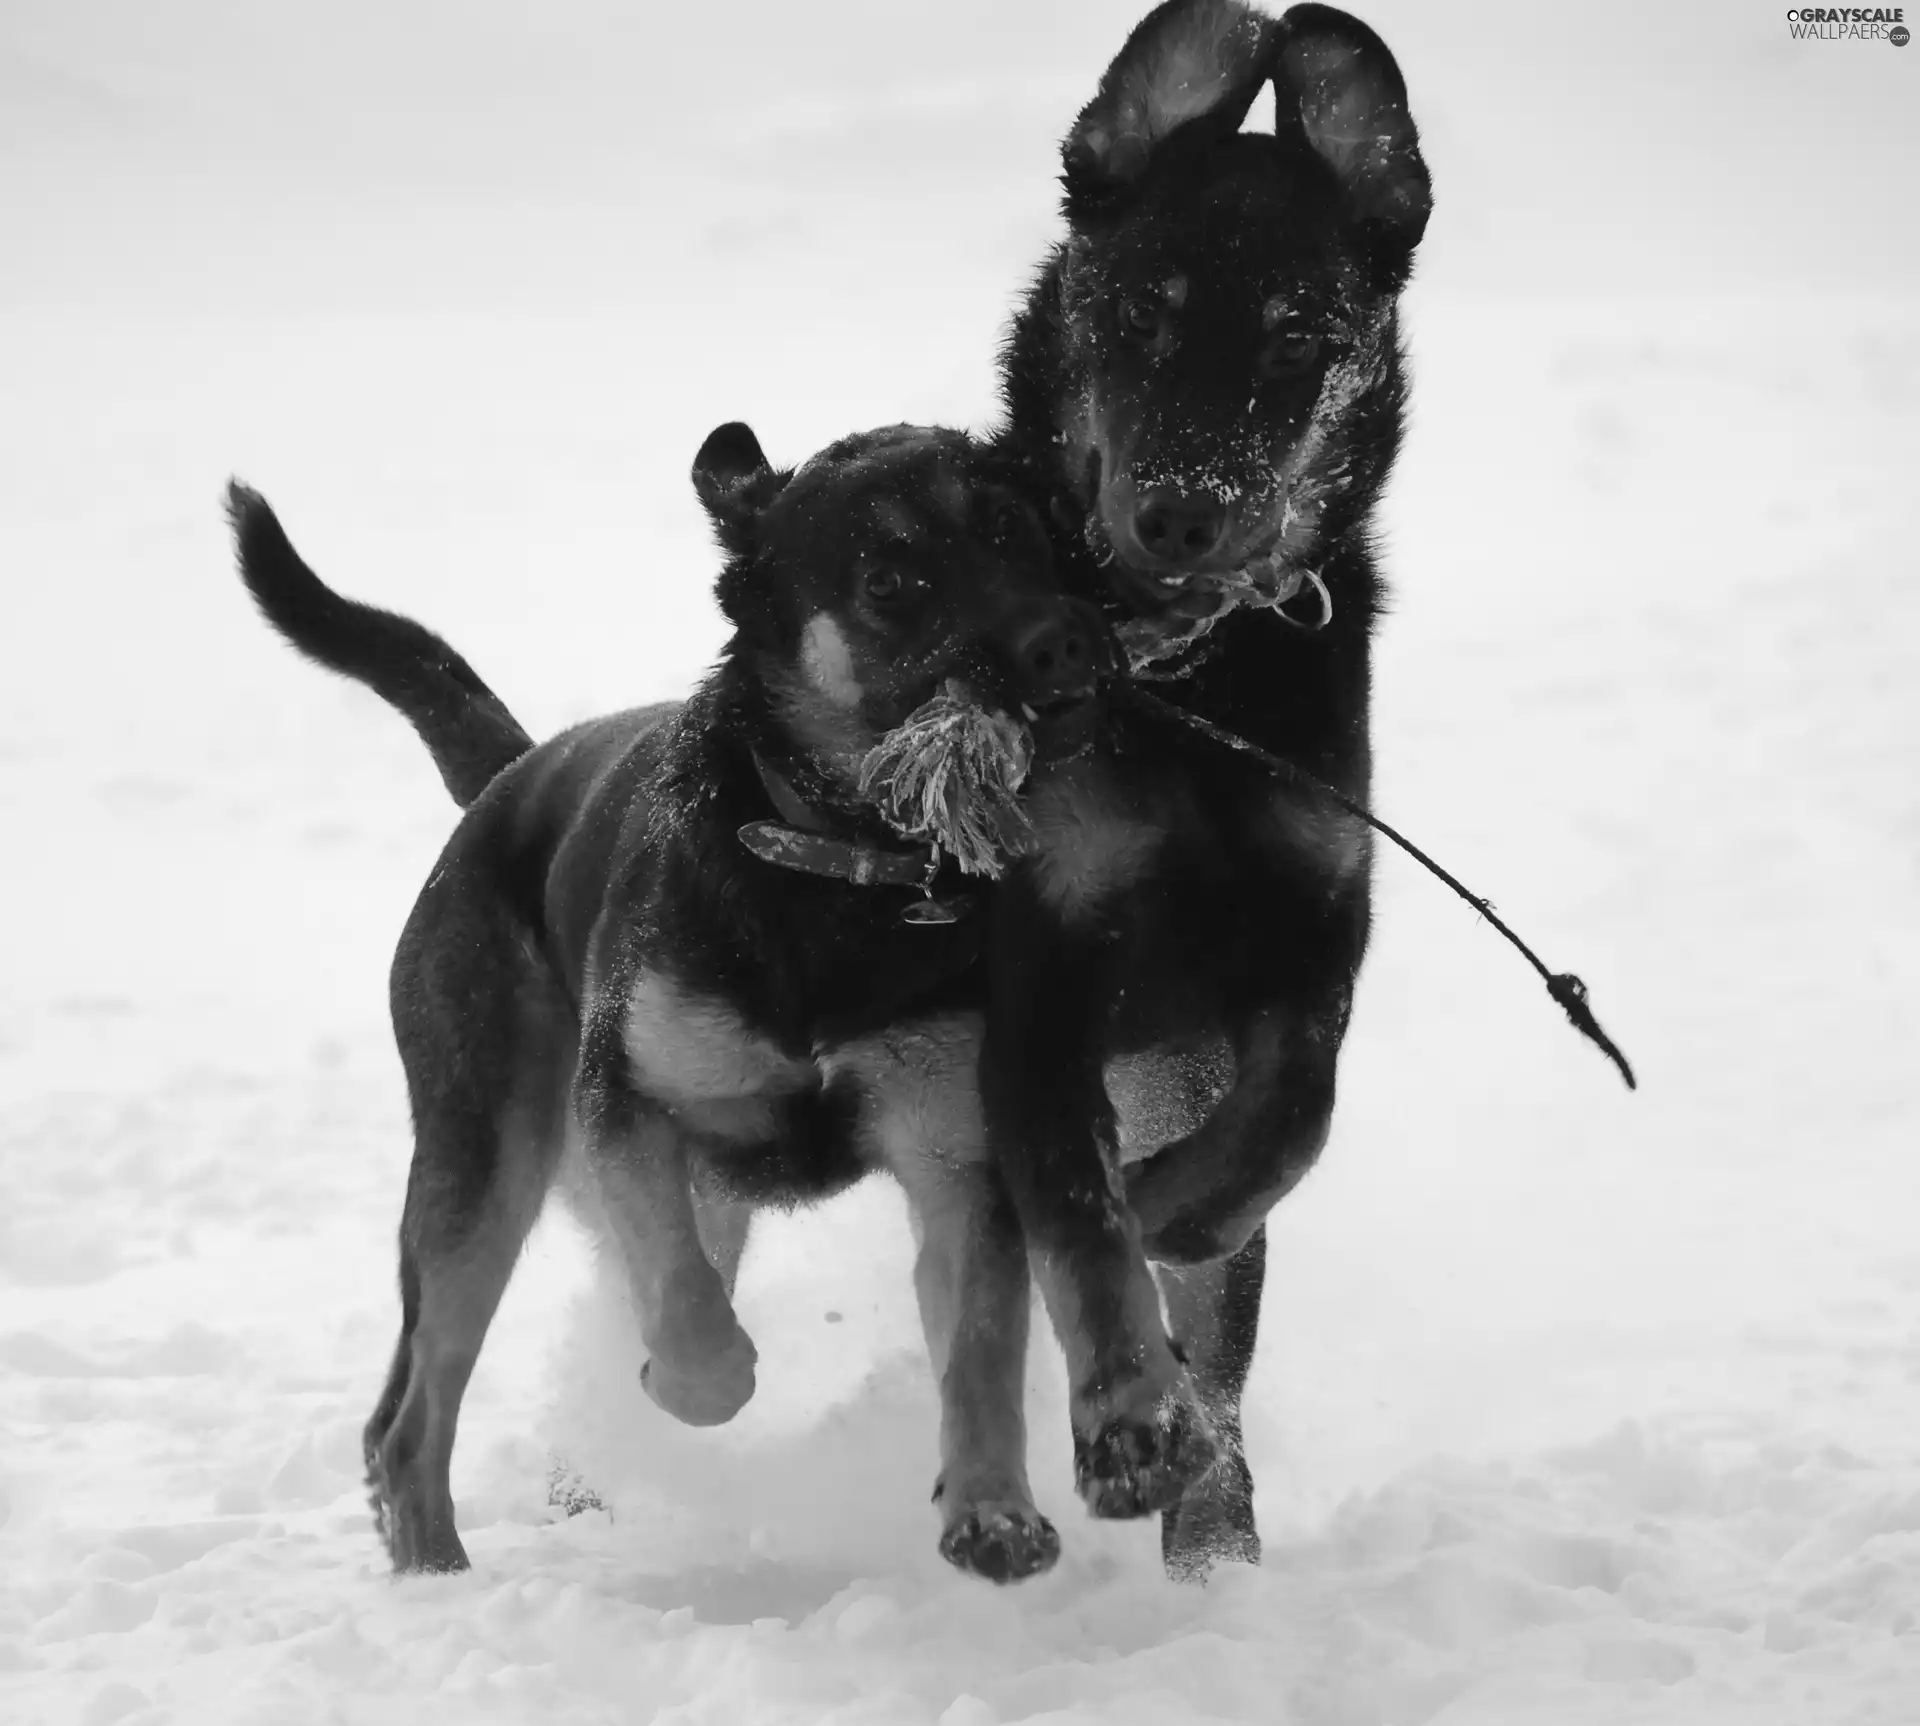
[226,480,534,808]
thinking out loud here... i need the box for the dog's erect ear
[1274,4,1430,253]
[693,421,786,556]
[1063,0,1273,197]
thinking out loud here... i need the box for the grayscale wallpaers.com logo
[1786,6,1910,39]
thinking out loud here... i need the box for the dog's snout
[1007,601,1104,701]
[1134,490,1227,567]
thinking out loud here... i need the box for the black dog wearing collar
[227,420,1105,1583]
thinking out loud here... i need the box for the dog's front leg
[981,890,1217,1520]
[826,1019,1058,1583]
[575,1013,758,1426]
[906,1155,1059,1584]
[1126,997,1343,1267]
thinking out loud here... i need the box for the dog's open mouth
[1105,561,1236,622]
[1020,687,1102,763]
[1017,689,1094,724]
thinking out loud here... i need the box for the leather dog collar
[736,818,937,890]
[737,753,966,922]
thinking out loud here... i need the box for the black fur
[985,0,1431,1576]
[229,424,1102,1582]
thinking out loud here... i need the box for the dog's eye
[1259,328,1323,380]
[864,567,906,603]
[1119,297,1163,341]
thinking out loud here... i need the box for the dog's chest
[1251,783,1370,886]
[1023,766,1166,922]
[819,1014,988,1172]
[620,970,813,1138]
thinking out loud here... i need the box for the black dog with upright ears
[228,422,1105,1584]
[987,0,1432,1576]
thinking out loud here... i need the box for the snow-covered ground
[5,4,1919,1723]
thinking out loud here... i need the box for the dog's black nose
[1009,603,1100,701]
[1133,490,1227,566]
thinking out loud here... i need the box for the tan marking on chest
[819,1013,987,1173]
[1025,771,1164,922]
[623,972,813,1138]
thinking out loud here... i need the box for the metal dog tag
[900,896,967,926]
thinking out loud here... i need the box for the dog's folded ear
[1273,4,1431,260]
[693,421,788,556]
[1063,0,1274,202]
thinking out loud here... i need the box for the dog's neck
[751,751,832,834]
[744,729,886,837]
[710,660,927,858]
[718,677,979,917]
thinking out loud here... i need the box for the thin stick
[1117,684,1637,1091]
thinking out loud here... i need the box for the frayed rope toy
[858,681,1035,880]
[736,682,1037,925]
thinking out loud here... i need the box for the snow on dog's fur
[984,0,1433,1578]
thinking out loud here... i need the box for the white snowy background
[3,2,1917,1721]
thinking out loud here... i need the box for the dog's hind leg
[362,925,564,1574]
[366,1113,554,1572]
[1156,1226,1265,1580]
[366,886,571,1573]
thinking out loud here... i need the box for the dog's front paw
[641,1323,758,1427]
[1123,1139,1190,1235]
[1073,1378,1218,1520]
[1161,1447,1259,1583]
[936,1498,1061,1585]
[1128,1160,1260,1266]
